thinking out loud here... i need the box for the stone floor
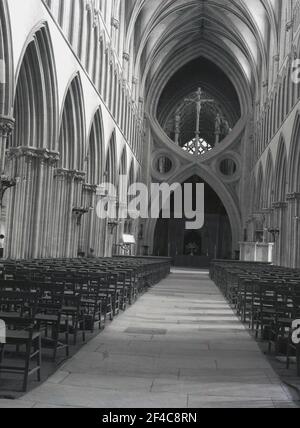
[0,269,298,408]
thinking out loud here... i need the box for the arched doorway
[153,175,232,268]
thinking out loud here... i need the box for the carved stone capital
[0,117,15,138]
[272,201,288,210]
[83,183,97,193]
[54,168,86,181]
[111,18,119,29]
[7,147,59,165]
[73,207,89,226]
[287,193,300,201]
[286,20,294,31]
[0,175,17,206]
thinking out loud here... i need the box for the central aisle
[12,271,298,407]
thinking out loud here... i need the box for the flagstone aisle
[0,269,298,408]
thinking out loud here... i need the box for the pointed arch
[105,129,117,185]
[86,106,105,185]
[0,0,14,117]
[11,23,58,150]
[288,112,300,193]
[119,145,127,176]
[145,163,241,257]
[58,73,86,171]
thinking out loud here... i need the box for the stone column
[123,53,130,81]
[0,116,14,175]
[116,201,128,255]
[80,183,97,255]
[287,193,300,268]
[96,185,108,257]
[272,201,288,266]
[0,118,15,258]
[111,18,119,49]
[43,153,59,257]
[105,195,118,257]
[68,171,86,258]
[31,149,59,258]
[262,208,274,243]
[273,54,279,84]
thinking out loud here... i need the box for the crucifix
[183,87,215,156]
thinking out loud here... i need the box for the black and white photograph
[0,0,300,412]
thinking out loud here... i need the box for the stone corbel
[0,117,15,174]
[0,175,17,207]
[268,227,280,241]
[286,20,294,31]
[123,52,130,62]
[83,183,97,193]
[108,219,120,234]
[72,207,89,226]
[111,18,119,30]
[73,171,86,182]
[287,193,300,202]
[0,117,15,138]
[96,184,109,198]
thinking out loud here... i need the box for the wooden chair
[0,317,42,392]
[34,283,69,361]
[62,278,86,345]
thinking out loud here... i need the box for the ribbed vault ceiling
[125,0,280,101]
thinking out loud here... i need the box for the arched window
[182,138,212,156]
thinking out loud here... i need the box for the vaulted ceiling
[124,0,281,112]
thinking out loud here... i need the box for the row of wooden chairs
[0,256,171,391]
[210,260,300,377]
